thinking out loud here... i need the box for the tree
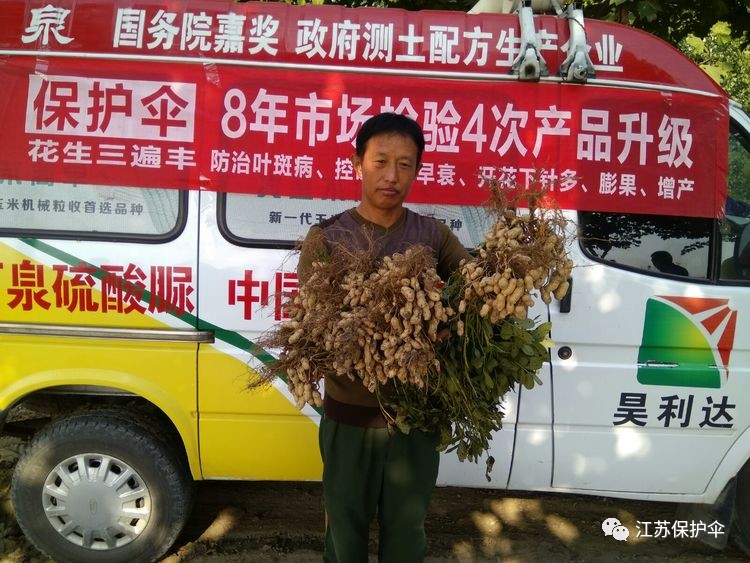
[680,22,750,109]
[580,0,750,46]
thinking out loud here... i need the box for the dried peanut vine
[254,179,573,464]
[379,181,573,462]
[255,243,452,409]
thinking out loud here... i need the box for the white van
[0,1,748,561]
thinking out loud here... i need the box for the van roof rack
[471,0,596,83]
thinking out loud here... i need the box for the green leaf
[516,317,534,330]
[522,373,535,390]
[533,321,552,338]
[529,357,544,371]
[500,322,513,340]
[636,0,660,22]
[483,374,494,390]
[683,35,706,54]
[539,337,555,350]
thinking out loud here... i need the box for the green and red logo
[637,297,737,389]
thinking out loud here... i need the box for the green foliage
[379,279,551,464]
[581,0,750,47]
[680,22,750,110]
[576,2,750,109]
[728,132,750,214]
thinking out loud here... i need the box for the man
[297,113,470,562]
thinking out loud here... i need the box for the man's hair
[355,112,425,163]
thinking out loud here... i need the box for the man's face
[353,132,420,216]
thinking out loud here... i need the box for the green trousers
[319,416,440,563]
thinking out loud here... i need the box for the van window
[0,180,182,241]
[719,122,750,282]
[221,193,353,248]
[220,192,491,248]
[579,211,712,280]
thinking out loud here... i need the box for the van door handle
[558,277,572,313]
[637,361,680,368]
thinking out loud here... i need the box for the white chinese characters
[22,5,73,46]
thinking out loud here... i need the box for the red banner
[0,0,728,93]
[0,0,730,218]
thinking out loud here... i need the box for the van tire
[11,413,193,563]
[733,461,750,556]
[75,404,190,473]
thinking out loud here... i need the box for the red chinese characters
[2,260,196,317]
[8,260,50,311]
[228,269,298,321]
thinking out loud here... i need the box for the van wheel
[11,413,193,563]
[733,461,750,556]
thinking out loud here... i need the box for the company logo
[637,297,737,389]
[602,517,727,541]
[602,517,630,541]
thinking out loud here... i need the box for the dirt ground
[0,435,747,563]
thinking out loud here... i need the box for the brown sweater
[297,208,470,422]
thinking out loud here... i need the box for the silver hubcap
[42,453,152,550]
